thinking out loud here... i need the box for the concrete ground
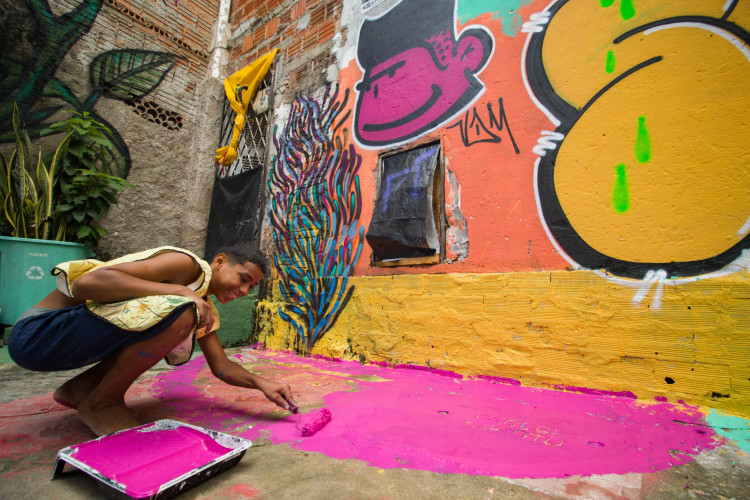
[0,344,749,500]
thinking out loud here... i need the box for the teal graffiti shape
[457,0,534,37]
[707,410,750,454]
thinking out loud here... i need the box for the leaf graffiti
[1,0,184,178]
[90,50,181,101]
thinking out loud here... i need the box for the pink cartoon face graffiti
[353,0,493,147]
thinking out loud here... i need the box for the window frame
[370,137,447,268]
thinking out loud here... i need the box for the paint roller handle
[284,396,299,414]
[255,377,299,412]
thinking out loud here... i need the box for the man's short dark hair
[215,240,267,275]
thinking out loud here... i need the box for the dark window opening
[366,141,445,266]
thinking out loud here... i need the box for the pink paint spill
[221,483,259,498]
[152,352,720,479]
[69,424,232,498]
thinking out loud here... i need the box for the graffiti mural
[268,86,364,352]
[0,0,183,177]
[353,0,494,148]
[525,0,750,279]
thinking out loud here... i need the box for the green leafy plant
[42,110,120,176]
[1,105,131,248]
[56,169,130,247]
[42,110,132,248]
[1,104,72,239]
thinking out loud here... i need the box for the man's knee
[169,308,197,338]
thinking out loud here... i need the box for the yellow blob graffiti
[530,0,750,275]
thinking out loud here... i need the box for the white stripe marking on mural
[644,22,750,62]
[533,131,565,156]
[522,12,550,34]
[738,215,750,237]
[631,269,668,309]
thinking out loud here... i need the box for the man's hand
[199,332,300,412]
[256,378,299,412]
[184,291,214,333]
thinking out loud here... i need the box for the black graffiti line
[613,15,750,45]
[578,57,662,116]
[486,99,520,153]
[723,0,739,20]
[363,84,442,132]
[447,98,520,152]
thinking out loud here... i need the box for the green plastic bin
[0,236,94,326]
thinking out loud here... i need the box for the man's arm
[70,252,213,331]
[198,331,299,411]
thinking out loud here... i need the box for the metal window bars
[216,77,271,179]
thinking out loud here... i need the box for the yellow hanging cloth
[214,48,279,166]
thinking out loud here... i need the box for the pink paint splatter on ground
[221,483,259,498]
[152,352,720,479]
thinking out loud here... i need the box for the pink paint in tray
[53,420,252,499]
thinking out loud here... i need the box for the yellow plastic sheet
[215,48,279,166]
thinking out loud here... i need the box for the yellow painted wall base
[256,270,750,416]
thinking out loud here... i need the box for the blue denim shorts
[8,304,190,371]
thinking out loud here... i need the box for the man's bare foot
[53,360,116,409]
[77,394,141,437]
[53,383,86,409]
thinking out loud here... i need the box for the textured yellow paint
[541,0,734,110]
[257,271,750,416]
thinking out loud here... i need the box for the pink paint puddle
[69,424,232,498]
[240,354,719,478]
[153,352,720,479]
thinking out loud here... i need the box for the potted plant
[0,104,131,325]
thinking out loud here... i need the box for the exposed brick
[291,0,305,20]
[318,18,335,44]
[253,25,265,46]
[310,5,325,27]
[287,38,301,59]
[241,35,254,53]
[266,17,279,38]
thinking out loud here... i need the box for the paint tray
[52,419,252,499]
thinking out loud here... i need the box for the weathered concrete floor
[0,347,748,500]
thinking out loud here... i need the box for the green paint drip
[620,0,636,19]
[635,116,651,163]
[600,0,615,7]
[605,50,616,74]
[613,164,630,213]
[707,410,750,454]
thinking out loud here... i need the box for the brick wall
[94,0,218,119]
[228,0,342,100]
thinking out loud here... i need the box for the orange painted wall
[336,8,570,275]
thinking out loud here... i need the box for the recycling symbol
[26,266,44,280]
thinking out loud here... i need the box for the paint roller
[286,400,331,437]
